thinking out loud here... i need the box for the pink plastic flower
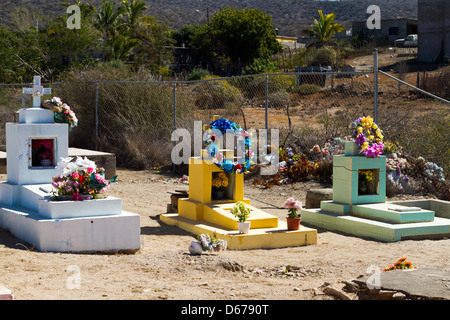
[284,197,302,209]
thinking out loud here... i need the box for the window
[30,138,56,167]
[389,27,399,36]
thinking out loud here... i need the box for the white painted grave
[0,76,140,252]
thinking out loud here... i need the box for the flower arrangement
[212,172,229,191]
[359,169,373,182]
[383,257,416,272]
[42,97,78,131]
[283,197,302,218]
[197,234,228,253]
[51,156,116,201]
[350,116,384,158]
[230,201,251,222]
[204,118,255,174]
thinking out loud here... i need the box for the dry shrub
[55,65,175,168]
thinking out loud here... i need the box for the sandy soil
[0,169,449,301]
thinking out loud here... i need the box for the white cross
[22,76,52,108]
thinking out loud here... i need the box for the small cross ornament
[22,76,52,108]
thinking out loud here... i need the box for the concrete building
[418,0,450,63]
[352,18,418,44]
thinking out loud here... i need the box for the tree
[302,10,345,44]
[191,7,283,72]
[132,15,174,73]
[121,0,148,29]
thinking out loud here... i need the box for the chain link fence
[1,64,449,173]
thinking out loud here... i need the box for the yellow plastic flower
[376,129,383,140]
[357,127,363,134]
[361,116,373,128]
[368,135,374,141]
[212,178,222,188]
[361,141,369,150]
[218,173,227,179]
[372,123,378,130]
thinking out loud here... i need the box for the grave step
[160,213,317,250]
[320,201,435,224]
[301,208,450,242]
[352,203,435,223]
[204,203,278,230]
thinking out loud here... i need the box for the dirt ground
[0,169,449,301]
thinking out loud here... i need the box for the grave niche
[211,172,235,201]
[358,169,380,196]
[30,138,56,168]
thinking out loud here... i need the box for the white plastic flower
[75,157,96,172]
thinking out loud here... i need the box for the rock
[354,268,450,300]
[322,285,352,300]
[305,189,333,209]
[218,261,244,272]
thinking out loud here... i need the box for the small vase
[213,190,224,200]
[237,221,251,234]
[40,159,52,166]
[359,183,368,195]
[287,217,301,230]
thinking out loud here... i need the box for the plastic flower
[361,116,373,128]
[284,197,302,218]
[350,115,384,158]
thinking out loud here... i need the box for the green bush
[186,68,210,81]
[304,46,336,67]
[294,84,322,95]
[268,90,290,108]
[193,75,243,109]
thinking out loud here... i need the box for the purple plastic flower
[355,134,366,146]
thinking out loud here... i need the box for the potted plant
[212,172,229,200]
[230,201,251,233]
[284,197,302,230]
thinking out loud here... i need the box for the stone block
[305,189,333,209]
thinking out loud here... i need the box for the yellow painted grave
[160,116,317,249]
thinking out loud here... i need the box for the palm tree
[60,0,97,19]
[302,10,345,45]
[121,0,148,28]
[95,0,124,44]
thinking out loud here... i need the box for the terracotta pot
[287,217,301,230]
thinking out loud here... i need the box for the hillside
[0,0,417,36]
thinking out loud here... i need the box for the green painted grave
[302,141,450,242]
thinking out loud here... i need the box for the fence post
[264,74,270,148]
[173,82,177,132]
[373,49,379,124]
[95,81,99,151]
[172,82,177,173]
